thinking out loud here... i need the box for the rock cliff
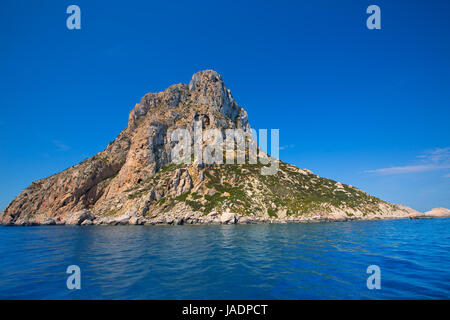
[0,70,425,225]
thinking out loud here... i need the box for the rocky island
[0,70,445,226]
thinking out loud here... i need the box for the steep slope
[0,70,419,225]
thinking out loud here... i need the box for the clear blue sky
[1,0,449,212]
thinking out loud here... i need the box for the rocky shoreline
[2,207,435,227]
[1,217,412,226]
[5,205,449,227]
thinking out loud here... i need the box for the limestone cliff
[0,70,421,225]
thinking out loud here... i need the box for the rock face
[0,70,436,226]
[220,212,237,224]
[424,208,450,218]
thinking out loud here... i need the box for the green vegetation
[158,162,185,174]
[105,209,118,216]
[268,208,278,218]
[128,191,144,200]
[175,193,189,201]
[191,192,202,200]
[121,158,383,218]
[185,200,203,211]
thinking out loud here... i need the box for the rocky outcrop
[66,209,95,225]
[410,208,450,219]
[425,208,450,217]
[220,212,237,224]
[1,70,442,226]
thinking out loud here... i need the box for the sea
[0,218,449,299]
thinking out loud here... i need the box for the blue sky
[0,0,449,212]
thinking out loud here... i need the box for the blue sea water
[0,218,449,300]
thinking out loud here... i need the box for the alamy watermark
[66,5,81,30]
[366,5,381,30]
[64,5,381,32]
[170,121,279,175]
[66,265,81,290]
[366,265,381,290]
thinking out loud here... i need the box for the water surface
[0,218,449,299]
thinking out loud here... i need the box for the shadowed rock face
[0,70,424,226]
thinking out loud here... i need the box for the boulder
[42,218,56,225]
[66,210,94,225]
[116,215,130,225]
[220,212,236,224]
[128,217,142,225]
[174,218,184,225]
[238,217,248,224]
